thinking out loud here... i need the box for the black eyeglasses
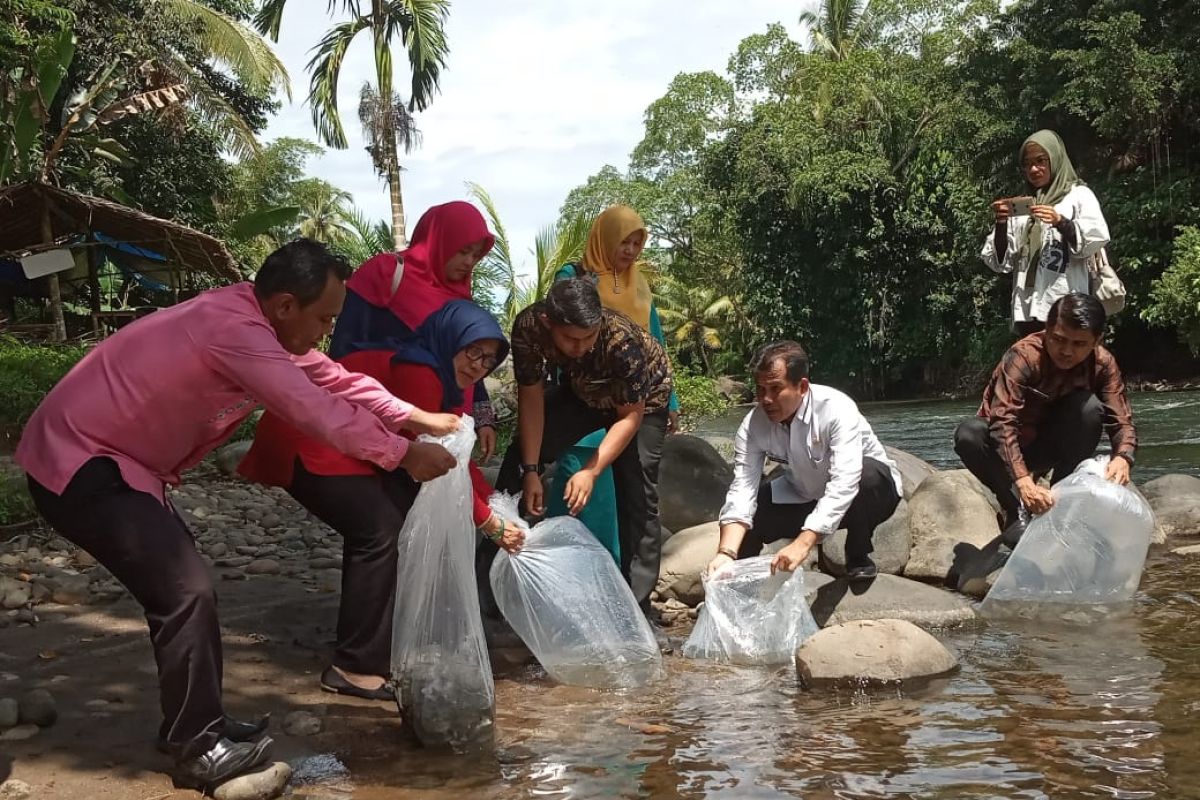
[463,343,500,370]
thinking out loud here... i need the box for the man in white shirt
[706,341,902,582]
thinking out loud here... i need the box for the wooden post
[86,232,102,337]
[39,199,67,342]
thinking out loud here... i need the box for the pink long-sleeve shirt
[16,282,414,503]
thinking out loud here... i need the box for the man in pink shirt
[16,239,458,790]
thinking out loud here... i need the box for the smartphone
[1007,196,1034,216]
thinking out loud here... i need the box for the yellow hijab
[582,205,653,330]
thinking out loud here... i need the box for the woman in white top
[982,129,1110,335]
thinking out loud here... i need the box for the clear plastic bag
[981,456,1155,614]
[682,556,820,665]
[487,493,663,689]
[390,418,494,751]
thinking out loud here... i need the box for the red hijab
[345,201,495,330]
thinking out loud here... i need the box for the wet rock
[245,559,281,576]
[657,435,734,533]
[216,441,253,477]
[0,577,31,610]
[821,500,912,577]
[885,447,937,501]
[807,573,976,628]
[1141,474,1200,538]
[0,724,39,741]
[904,470,1000,582]
[282,709,322,736]
[0,697,18,728]
[0,779,33,800]
[213,761,292,800]
[796,618,959,688]
[655,522,719,606]
[947,540,1009,598]
[18,688,57,727]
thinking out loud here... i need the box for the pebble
[0,779,33,800]
[246,559,282,576]
[282,709,322,736]
[0,724,39,741]
[213,761,292,800]
[18,688,57,727]
[0,697,18,728]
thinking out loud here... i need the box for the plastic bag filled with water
[488,493,663,689]
[391,418,494,751]
[981,456,1155,615]
[682,556,819,665]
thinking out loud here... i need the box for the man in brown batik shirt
[490,278,673,615]
[954,292,1137,545]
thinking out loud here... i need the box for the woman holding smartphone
[982,129,1110,336]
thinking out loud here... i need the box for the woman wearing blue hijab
[241,300,522,701]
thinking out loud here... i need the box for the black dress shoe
[156,713,271,754]
[320,666,395,701]
[173,735,273,791]
[1000,516,1028,548]
[845,559,878,583]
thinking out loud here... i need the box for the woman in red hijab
[330,201,501,457]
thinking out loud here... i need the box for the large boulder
[1141,474,1200,538]
[904,470,1001,581]
[807,573,976,628]
[655,522,719,606]
[657,435,734,533]
[820,500,912,577]
[795,618,959,688]
[884,447,937,501]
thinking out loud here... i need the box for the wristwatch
[520,463,543,476]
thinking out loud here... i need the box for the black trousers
[737,457,901,565]
[954,389,1104,520]
[287,461,418,677]
[492,386,669,609]
[27,457,223,761]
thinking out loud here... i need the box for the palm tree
[468,182,591,330]
[798,0,877,61]
[337,207,395,266]
[655,275,735,375]
[256,0,450,250]
[293,181,354,244]
[358,82,420,249]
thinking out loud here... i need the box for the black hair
[1046,292,1106,335]
[542,277,603,328]
[753,340,810,383]
[253,238,352,306]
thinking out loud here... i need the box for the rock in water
[905,470,1000,581]
[821,500,912,576]
[17,689,56,727]
[807,573,976,628]
[657,435,733,532]
[1141,474,1200,538]
[282,709,321,736]
[795,618,959,688]
[213,762,292,800]
[654,522,720,607]
[0,697,18,729]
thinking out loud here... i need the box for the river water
[290,391,1200,800]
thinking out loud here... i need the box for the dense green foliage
[673,371,733,424]
[563,0,1200,396]
[0,336,88,428]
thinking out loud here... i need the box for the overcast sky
[262,1,805,276]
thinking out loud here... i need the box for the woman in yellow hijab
[548,206,680,570]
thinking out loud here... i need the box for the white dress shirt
[718,383,902,537]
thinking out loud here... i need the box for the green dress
[545,265,680,563]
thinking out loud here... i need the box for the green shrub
[674,371,732,425]
[0,467,35,526]
[0,336,89,429]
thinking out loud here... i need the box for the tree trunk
[40,202,67,342]
[386,141,407,251]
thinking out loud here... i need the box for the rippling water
[288,393,1200,799]
[285,555,1200,800]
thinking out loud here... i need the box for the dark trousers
[737,457,901,565]
[954,389,1104,520]
[287,462,418,677]
[492,386,669,608]
[26,457,223,761]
